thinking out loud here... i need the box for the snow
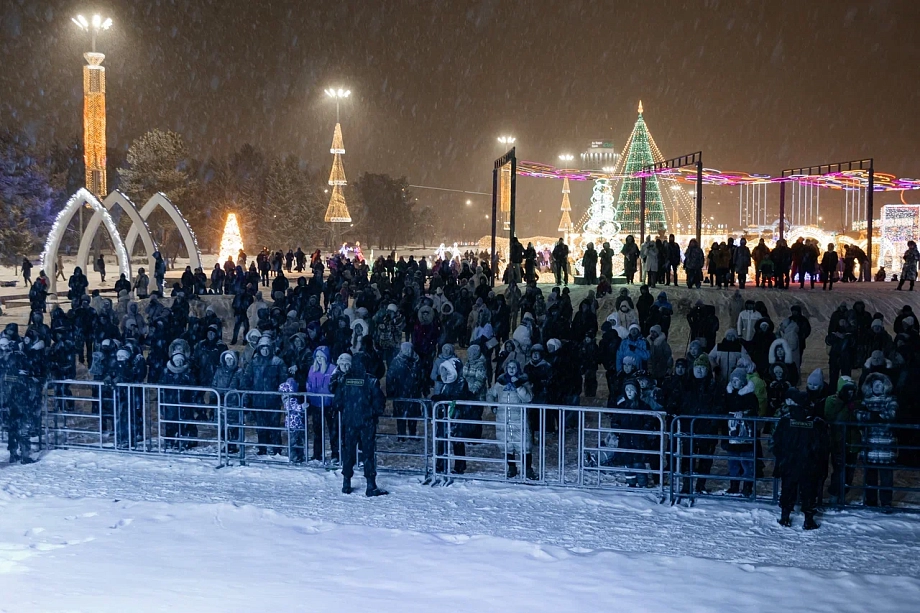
[1,450,919,612]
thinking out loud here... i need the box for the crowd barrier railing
[44,379,110,450]
[833,421,920,512]
[669,414,781,505]
[431,400,669,498]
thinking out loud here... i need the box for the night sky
[2,0,919,234]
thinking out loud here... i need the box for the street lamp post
[72,13,113,245]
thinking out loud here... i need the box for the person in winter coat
[646,325,673,382]
[824,376,859,504]
[614,301,639,332]
[240,335,287,455]
[160,339,197,449]
[820,244,839,290]
[858,372,898,507]
[776,315,802,370]
[306,346,338,461]
[621,235,640,284]
[582,242,598,285]
[616,324,650,371]
[2,339,41,464]
[599,242,614,281]
[430,357,474,474]
[732,238,752,289]
[641,237,659,287]
[773,388,829,529]
[723,367,759,496]
[676,356,724,495]
[211,350,243,453]
[279,378,306,463]
[487,360,535,480]
[661,358,690,416]
[683,238,704,289]
[611,379,658,487]
[736,300,762,342]
[768,338,799,387]
[766,363,793,418]
[331,353,388,496]
[743,319,775,376]
[386,342,425,438]
[462,343,489,401]
[896,240,920,291]
[825,318,857,385]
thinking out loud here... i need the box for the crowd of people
[2,240,918,518]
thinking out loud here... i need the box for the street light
[497,136,516,145]
[71,14,112,52]
[324,87,351,122]
[466,200,472,206]
[602,166,616,174]
[558,154,574,163]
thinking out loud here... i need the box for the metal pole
[640,176,647,282]
[867,163,874,279]
[490,167,498,287]
[509,148,517,241]
[695,160,703,245]
[778,181,786,240]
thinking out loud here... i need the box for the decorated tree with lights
[558,176,574,234]
[612,101,668,236]
[217,213,244,265]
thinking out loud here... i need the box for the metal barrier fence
[431,400,668,499]
[834,421,920,511]
[34,379,920,512]
[669,414,780,505]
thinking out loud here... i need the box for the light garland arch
[75,190,159,281]
[122,192,202,272]
[40,188,130,297]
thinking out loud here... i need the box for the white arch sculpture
[123,192,202,272]
[40,188,130,297]
[75,190,159,282]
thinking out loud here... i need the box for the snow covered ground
[1,450,919,612]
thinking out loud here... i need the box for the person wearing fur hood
[723,367,759,496]
[858,372,898,507]
[768,338,799,387]
[487,360,535,480]
[646,325,673,382]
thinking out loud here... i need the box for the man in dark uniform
[3,338,41,464]
[331,353,388,497]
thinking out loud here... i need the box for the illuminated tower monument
[324,88,352,224]
[614,101,668,236]
[558,176,574,234]
[72,14,112,197]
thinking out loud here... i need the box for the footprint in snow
[110,518,133,529]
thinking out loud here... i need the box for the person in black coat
[331,353,388,496]
[676,356,725,495]
[773,388,829,529]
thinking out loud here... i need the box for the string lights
[218,213,244,264]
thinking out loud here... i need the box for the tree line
[0,127,435,265]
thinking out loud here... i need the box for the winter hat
[623,379,640,395]
[730,368,748,386]
[628,323,641,333]
[336,353,353,369]
[657,291,667,300]
[807,368,825,390]
[467,344,482,360]
[622,355,637,368]
[674,358,689,370]
[257,335,274,348]
[869,350,886,365]
[546,338,562,353]
[439,359,458,384]
[387,303,399,313]
[278,378,298,393]
[871,318,884,330]
[649,324,663,336]
[725,328,738,341]
[399,342,414,356]
[530,343,545,355]
[246,329,262,346]
[693,355,711,370]
[736,356,755,374]
[116,349,131,362]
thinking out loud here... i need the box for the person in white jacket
[487,360,535,480]
[736,299,762,342]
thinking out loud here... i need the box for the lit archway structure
[40,188,130,297]
[122,192,202,272]
[75,190,159,280]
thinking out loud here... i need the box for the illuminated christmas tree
[558,176,574,233]
[324,123,352,223]
[613,101,668,236]
[218,213,244,264]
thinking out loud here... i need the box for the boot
[778,509,792,527]
[695,479,708,494]
[506,454,518,478]
[803,514,819,530]
[342,476,353,494]
[365,477,388,497]
[742,481,753,497]
[525,454,537,481]
[20,457,36,465]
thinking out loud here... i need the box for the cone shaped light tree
[558,176,574,233]
[613,101,668,236]
[218,213,244,264]
[324,90,353,224]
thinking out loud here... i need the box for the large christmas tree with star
[613,101,668,236]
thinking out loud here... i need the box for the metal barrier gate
[432,400,668,498]
[669,414,780,505]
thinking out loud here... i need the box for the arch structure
[75,190,159,282]
[123,192,202,272]
[40,188,130,297]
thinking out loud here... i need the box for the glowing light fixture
[73,13,113,198]
[498,136,516,145]
[218,213,244,264]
